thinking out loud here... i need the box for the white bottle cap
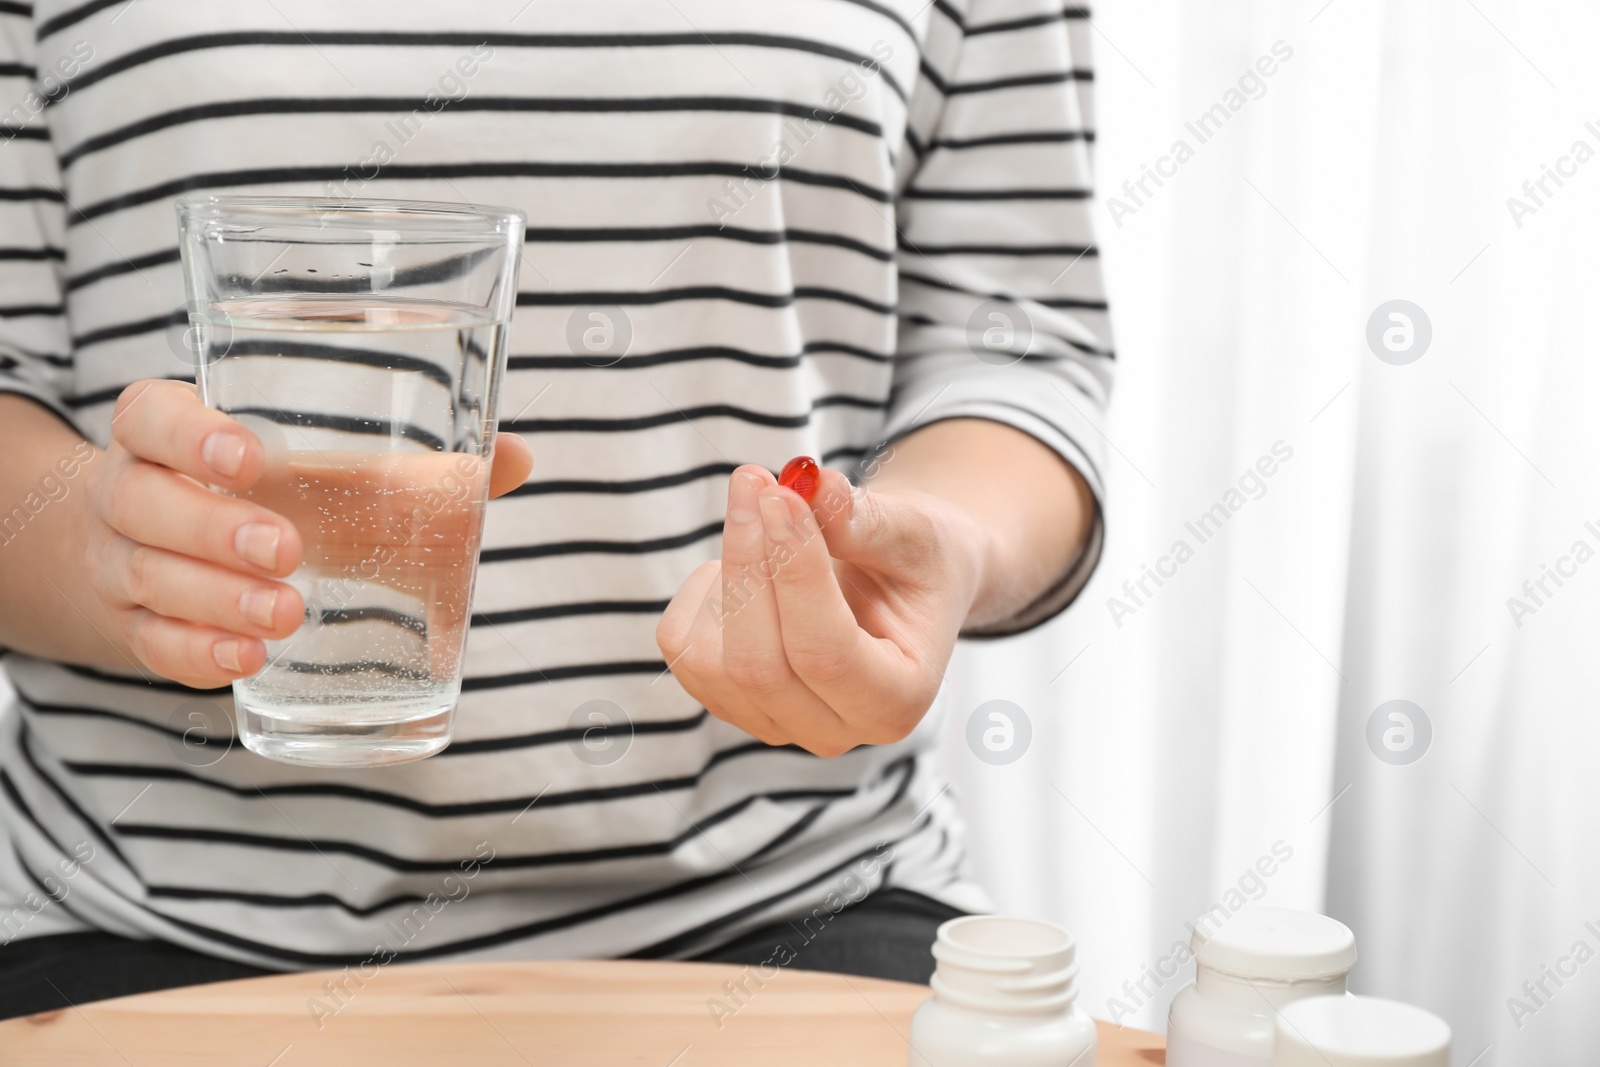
[1192,907,1357,981]
[1273,996,1450,1066]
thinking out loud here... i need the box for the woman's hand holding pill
[659,421,1094,757]
[657,458,988,757]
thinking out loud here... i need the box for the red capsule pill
[778,455,821,502]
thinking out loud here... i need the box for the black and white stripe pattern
[0,0,1109,967]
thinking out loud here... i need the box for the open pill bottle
[1167,908,1357,1067]
[1272,995,1450,1066]
[909,915,1097,1067]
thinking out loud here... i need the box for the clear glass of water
[175,195,524,767]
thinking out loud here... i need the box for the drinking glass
[175,195,524,766]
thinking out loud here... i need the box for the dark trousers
[0,888,960,1020]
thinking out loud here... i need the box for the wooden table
[0,960,1165,1066]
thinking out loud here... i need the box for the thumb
[810,467,941,572]
[488,431,533,499]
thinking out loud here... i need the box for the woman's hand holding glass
[83,379,533,689]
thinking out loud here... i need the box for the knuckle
[83,533,110,588]
[658,619,695,664]
[722,648,789,696]
[102,469,144,534]
[784,642,854,687]
[123,613,161,669]
[704,702,750,735]
[681,644,722,682]
[85,451,125,518]
[123,544,160,606]
[758,726,794,748]
[127,613,210,685]
[654,617,680,659]
[865,703,924,746]
[729,713,779,746]
[204,503,243,563]
[764,555,801,586]
[719,570,764,613]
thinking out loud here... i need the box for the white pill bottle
[909,916,1097,1067]
[1167,908,1357,1067]
[1273,995,1450,1066]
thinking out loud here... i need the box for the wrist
[860,418,1093,633]
[949,501,1022,631]
[871,485,1001,628]
[0,424,126,667]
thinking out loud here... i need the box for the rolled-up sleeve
[883,0,1113,636]
[0,10,76,428]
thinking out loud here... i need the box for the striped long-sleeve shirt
[0,0,1111,968]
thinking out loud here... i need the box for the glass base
[237,700,454,767]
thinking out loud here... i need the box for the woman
[0,0,1110,1016]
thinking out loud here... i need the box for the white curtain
[940,1,1600,1060]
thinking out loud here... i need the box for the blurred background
[936,0,1600,1059]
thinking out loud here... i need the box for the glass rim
[176,193,526,239]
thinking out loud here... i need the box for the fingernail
[238,587,278,629]
[235,523,281,570]
[202,432,246,479]
[213,640,242,673]
[758,495,792,543]
[728,473,762,525]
